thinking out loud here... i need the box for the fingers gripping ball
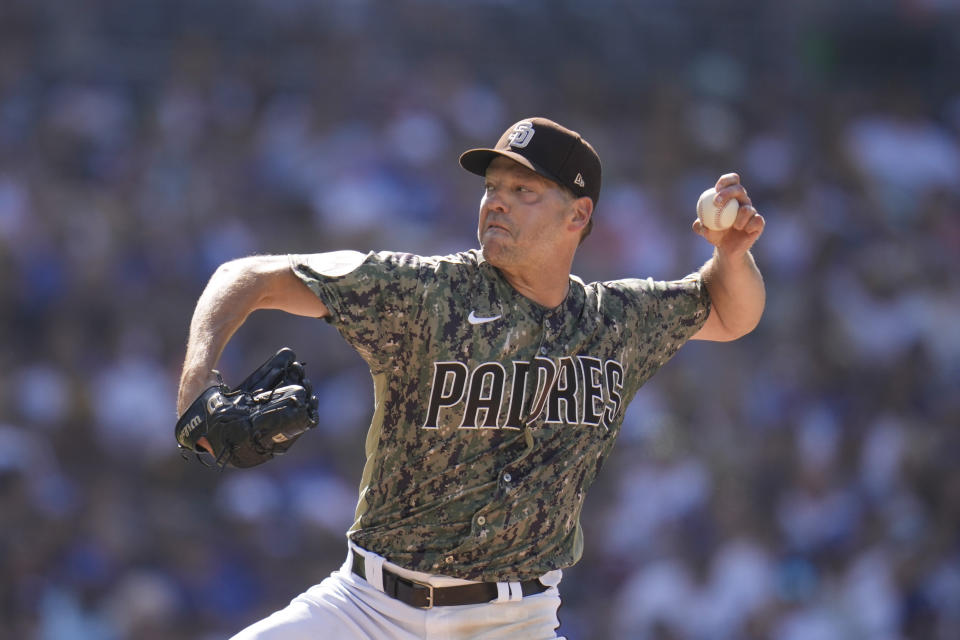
[175,348,320,468]
[697,187,739,231]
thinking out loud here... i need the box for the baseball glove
[175,347,320,468]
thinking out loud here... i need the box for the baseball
[697,187,739,231]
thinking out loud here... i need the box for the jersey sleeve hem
[287,253,347,324]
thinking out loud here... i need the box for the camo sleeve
[601,271,711,386]
[288,250,423,371]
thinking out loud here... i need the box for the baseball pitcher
[176,117,766,639]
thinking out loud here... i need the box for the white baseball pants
[231,544,565,639]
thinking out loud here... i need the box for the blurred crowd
[1,1,959,638]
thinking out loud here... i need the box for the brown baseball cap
[459,117,602,205]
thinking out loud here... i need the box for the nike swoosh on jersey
[468,311,502,325]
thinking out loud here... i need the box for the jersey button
[502,472,512,483]
[477,516,486,525]
[539,346,548,355]
[445,556,455,565]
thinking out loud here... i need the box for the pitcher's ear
[569,196,593,230]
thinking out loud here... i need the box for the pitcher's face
[478,157,574,270]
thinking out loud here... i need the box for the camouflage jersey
[289,248,710,582]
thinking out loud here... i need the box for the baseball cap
[459,117,602,205]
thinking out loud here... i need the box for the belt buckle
[408,577,435,609]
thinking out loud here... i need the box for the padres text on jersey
[422,355,624,431]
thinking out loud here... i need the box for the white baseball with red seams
[697,187,739,231]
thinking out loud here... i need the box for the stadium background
[1,1,958,638]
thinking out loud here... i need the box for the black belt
[351,553,548,609]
